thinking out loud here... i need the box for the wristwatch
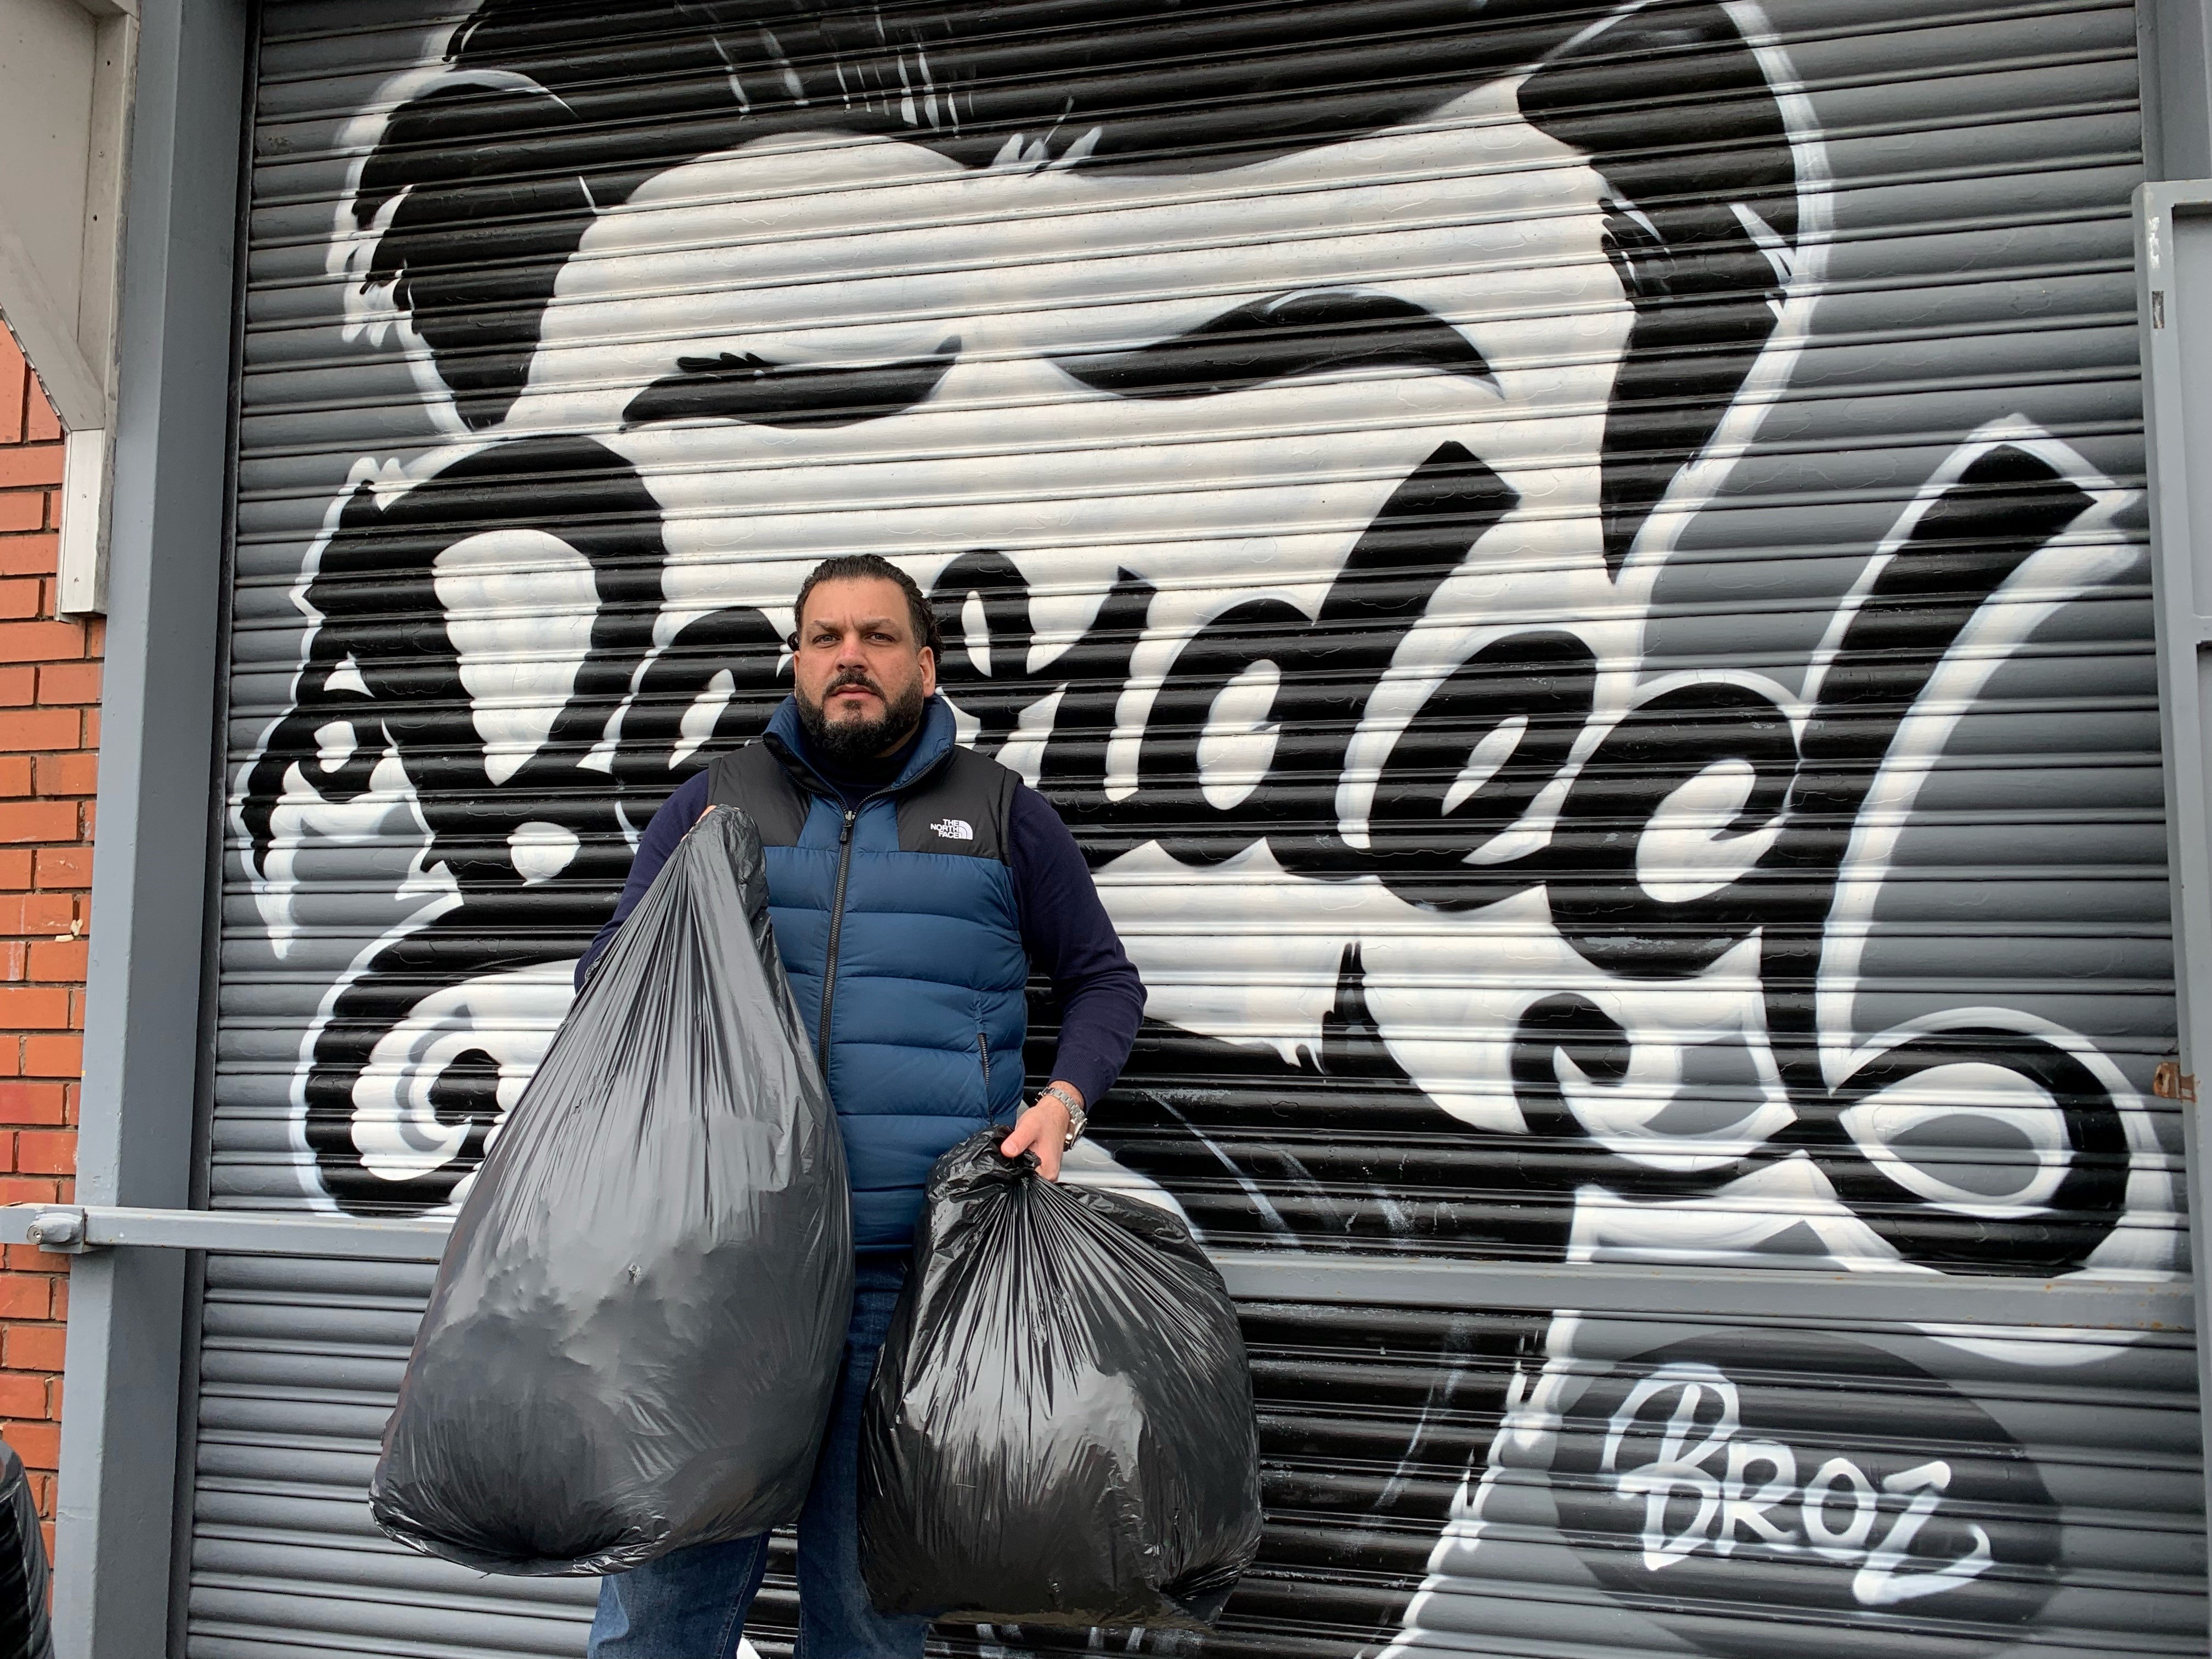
[1039,1084,1087,1147]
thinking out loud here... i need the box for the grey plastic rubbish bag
[370,806,853,1576]
[860,1130,1263,1628]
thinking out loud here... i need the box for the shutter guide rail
[11,1204,2188,1330]
[2140,179,2212,1652]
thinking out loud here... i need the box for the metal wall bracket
[23,1210,88,1254]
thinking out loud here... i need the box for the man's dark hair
[346,0,1808,572]
[793,554,943,658]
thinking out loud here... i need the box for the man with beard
[573,552,1146,1655]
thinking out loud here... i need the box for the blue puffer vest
[707,697,1028,1249]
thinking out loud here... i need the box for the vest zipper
[817,806,859,1073]
[774,732,955,1080]
[977,1030,991,1092]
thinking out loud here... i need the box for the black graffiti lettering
[995,569,1162,868]
[244,436,677,1215]
[934,440,1538,888]
[1263,440,1526,878]
[937,441,2135,1275]
[242,436,670,884]
[1757,446,2097,1090]
[428,1047,503,1170]
[1547,680,1797,977]
[1369,631,1596,910]
[1137,596,1314,867]
[240,418,2134,1277]
[605,602,787,807]
[1510,993,1632,1146]
[930,549,1053,753]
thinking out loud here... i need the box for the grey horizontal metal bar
[4,1205,449,1261]
[1212,1251,2196,1331]
[5,1206,2188,1330]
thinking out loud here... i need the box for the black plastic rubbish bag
[370,806,853,1576]
[860,1130,1263,1628]
[0,1440,53,1659]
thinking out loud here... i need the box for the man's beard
[797,673,927,766]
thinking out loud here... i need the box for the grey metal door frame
[2137,177,2212,1564]
[55,0,246,1654]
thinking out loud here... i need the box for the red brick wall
[0,326,103,1561]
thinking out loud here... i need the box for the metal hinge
[2154,1060,2198,1102]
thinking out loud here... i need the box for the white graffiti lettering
[1600,1361,1996,1603]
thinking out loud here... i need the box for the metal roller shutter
[200,0,2199,1654]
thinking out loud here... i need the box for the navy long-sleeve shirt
[577,730,1146,1110]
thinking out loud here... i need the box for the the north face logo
[932,818,974,842]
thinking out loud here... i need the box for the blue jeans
[589,1258,927,1658]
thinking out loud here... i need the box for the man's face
[511,76,1635,1122]
[792,574,937,759]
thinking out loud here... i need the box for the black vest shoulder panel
[706,740,1018,863]
[895,746,1017,863]
[704,743,809,845]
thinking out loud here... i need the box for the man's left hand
[1000,1085,1081,1180]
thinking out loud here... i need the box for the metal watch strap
[1039,1083,1087,1145]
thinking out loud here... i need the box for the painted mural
[224,0,2194,1652]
